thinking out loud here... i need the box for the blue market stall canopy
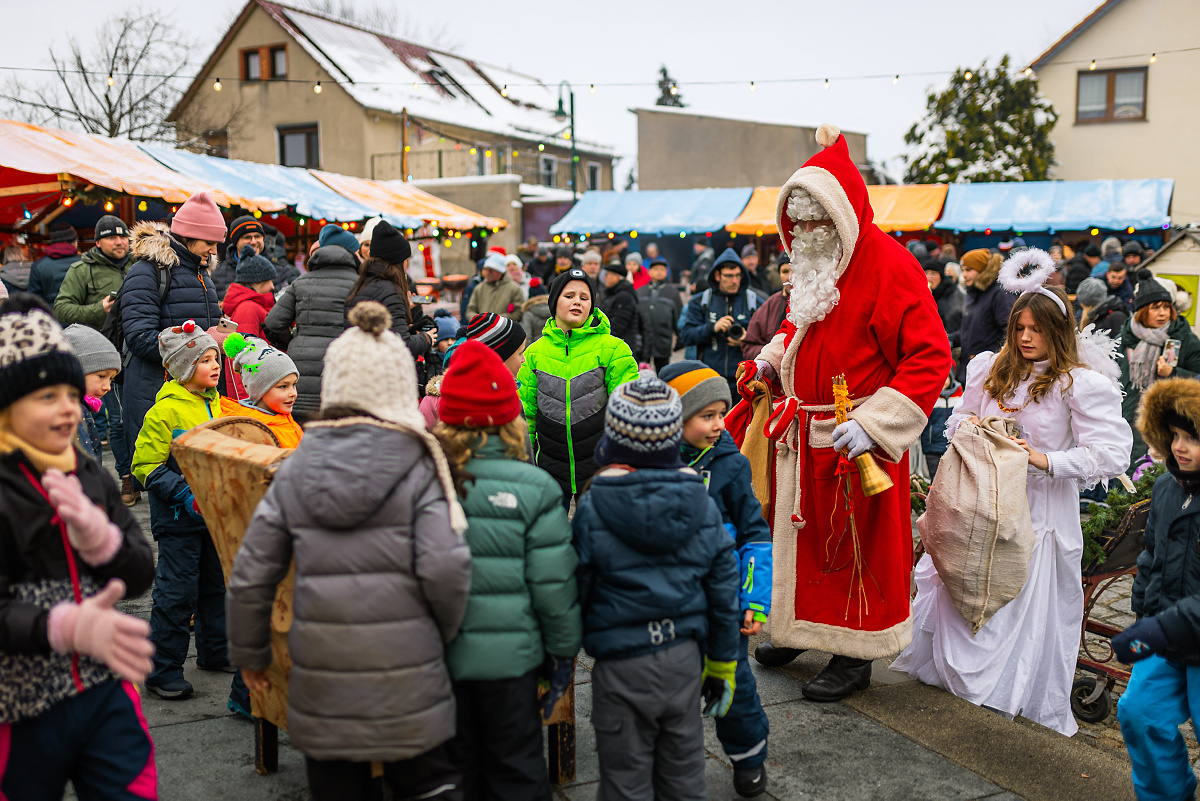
[549,187,755,236]
[937,179,1174,232]
[140,145,403,225]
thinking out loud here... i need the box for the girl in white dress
[892,251,1132,736]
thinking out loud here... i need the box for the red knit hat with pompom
[439,339,522,427]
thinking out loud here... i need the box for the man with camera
[680,247,760,395]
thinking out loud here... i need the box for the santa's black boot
[753,642,804,667]
[801,655,872,702]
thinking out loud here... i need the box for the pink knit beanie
[170,192,227,242]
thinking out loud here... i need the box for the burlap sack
[917,416,1035,634]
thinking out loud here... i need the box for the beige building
[1030,0,1200,222]
[635,107,873,190]
[169,0,614,193]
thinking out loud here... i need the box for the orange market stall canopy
[311,171,507,232]
[725,184,949,236]
[0,119,280,226]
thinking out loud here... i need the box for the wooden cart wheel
[1071,676,1113,723]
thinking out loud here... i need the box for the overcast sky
[5,0,1105,183]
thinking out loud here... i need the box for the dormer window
[241,45,288,82]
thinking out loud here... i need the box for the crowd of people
[2,124,1200,801]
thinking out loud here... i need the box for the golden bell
[854,452,894,497]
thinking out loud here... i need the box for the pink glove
[42,469,122,566]
[48,579,154,683]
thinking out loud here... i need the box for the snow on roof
[520,183,578,203]
[264,3,612,154]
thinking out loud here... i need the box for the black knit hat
[234,245,277,285]
[227,215,264,246]
[371,220,412,265]
[547,268,597,319]
[48,222,77,244]
[93,215,128,240]
[1123,240,1145,256]
[1133,268,1173,311]
[0,294,85,410]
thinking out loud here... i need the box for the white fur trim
[998,248,1056,295]
[1076,324,1123,394]
[815,123,841,148]
[767,612,913,661]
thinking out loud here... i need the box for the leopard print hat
[0,303,85,410]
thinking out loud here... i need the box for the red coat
[759,130,952,658]
[221,283,275,399]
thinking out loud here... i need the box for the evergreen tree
[904,55,1058,184]
[655,66,685,108]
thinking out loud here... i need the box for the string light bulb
[484,149,492,157]
[512,150,519,157]
[824,78,830,89]
[63,196,74,207]
[104,200,114,212]
[1150,53,1156,63]
[892,74,899,85]
[1024,67,1032,76]
[213,77,221,91]
[670,83,677,96]
[106,74,114,87]
[1089,59,1096,70]
[137,200,147,211]
[963,70,972,80]
[589,84,595,94]
[21,204,30,219]
[749,81,756,92]
[538,143,545,151]
[313,81,322,94]
[412,81,419,90]
[469,147,477,155]
[501,84,508,97]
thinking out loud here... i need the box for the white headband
[1025,286,1068,317]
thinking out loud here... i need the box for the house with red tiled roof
[1029,0,1200,223]
[168,0,614,193]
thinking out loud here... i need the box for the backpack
[679,289,760,360]
[100,266,171,383]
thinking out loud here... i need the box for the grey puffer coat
[264,245,358,414]
[226,421,472,761]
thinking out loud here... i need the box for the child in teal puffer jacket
[436,339,582,800]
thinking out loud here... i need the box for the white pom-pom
[998,248,1057,295]
[815,123,841,148]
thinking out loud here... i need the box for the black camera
[727,323,744,339]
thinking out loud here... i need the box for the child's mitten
[538,654,575,719]
[1113,617,1169,664]
[701,657,737,718]
[42,469,122,565]
[47,579,154,683]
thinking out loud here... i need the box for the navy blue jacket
[27,253,79,304]
[683,431,772,620]
[120,225,220,436]
[573,466,740,662]
[680,249,758,391]
[957,275,1015,385]
[1107,276,1134,309]
[1132,473,1200,666]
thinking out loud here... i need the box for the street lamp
[554,81,577,201]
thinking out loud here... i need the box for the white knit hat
[321,301,423,429]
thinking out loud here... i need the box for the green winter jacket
[517,310,639,497]
[1118,316,1200,463]
[53,248,130,329]
[445,438,582,681]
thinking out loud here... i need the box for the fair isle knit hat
[62,324,121,376]
[223,333,298,403]
[594,374,684,469]
[158,320,219,383]
[660,360,732,421]
[0,301,85,409]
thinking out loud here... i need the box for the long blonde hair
[433,418,530,497]
[984,286,1084,405]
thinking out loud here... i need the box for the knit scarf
[1128,320,1170,391]
[0,414,78,474]
[305,416,467,534]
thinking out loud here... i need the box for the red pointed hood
[775,124,874,277]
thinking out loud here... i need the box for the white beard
[787,224,843,329]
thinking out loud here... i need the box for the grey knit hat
[234,245,277,285]
[223,333,297,403]
[62,324,121,376]
[1075,278,1108,309]
[659,359,733,421]
[594,374,684,469]
[158,320,218,382]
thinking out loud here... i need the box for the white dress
[891,352,1132,736]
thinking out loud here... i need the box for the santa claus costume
[749,125,952,700]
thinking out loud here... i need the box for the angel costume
[892,325,1132,735]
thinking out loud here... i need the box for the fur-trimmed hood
[130,221,179,268]
[1138,377,1200,457]
[424,373,443,397]
[971,252,1005,293]
[521,294,548,314]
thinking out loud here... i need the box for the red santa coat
[758,127,952,659]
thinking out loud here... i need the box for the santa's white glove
[753,360,776,381]
[47,580,154,683]
[42,469,123,566]
[832,420,876,459]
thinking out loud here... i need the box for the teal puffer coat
[445,438,583,681]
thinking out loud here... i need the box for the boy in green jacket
[132,320,238,708]
[435,339,582,800]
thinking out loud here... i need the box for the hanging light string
[0,45,1190,91]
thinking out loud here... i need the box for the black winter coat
[680,252,758,392]
[957,272,1015,385]
[931,279,964,347]
[344,270,436,383]
[211,253,237,301]
[1132,473,1200,665]
[1084,296,1128,339]
[1063,254,1094,295]
[573,466,740,663]
[120,223,220,435]
[636,280,682,362]
[600,280,640,354]
[27,252,80,304]
[265,245,359,415]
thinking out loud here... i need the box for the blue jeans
[103,385,132,478]
[148,530,228,684]
[714,634,769,769]
[1118,654,1200,800]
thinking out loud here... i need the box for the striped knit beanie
[447,313,527,364]
[660,360,732,421]
[594,374,684,469]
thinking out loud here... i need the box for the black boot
[733,763,767,798]
[753,642,804,667]
[801,655,872,702]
